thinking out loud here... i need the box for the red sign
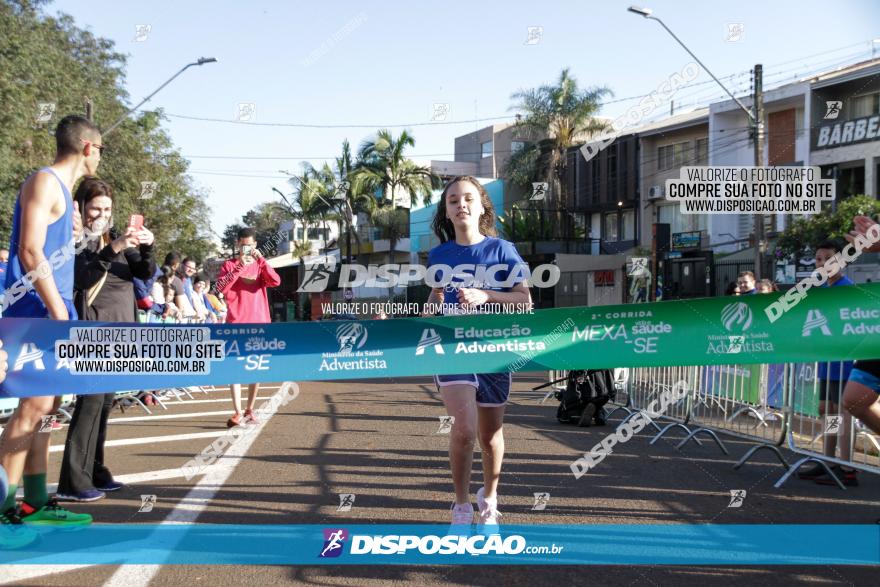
[595,270,615,287]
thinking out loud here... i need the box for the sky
[49,0,880,244]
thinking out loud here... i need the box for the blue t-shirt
[426,236,528,314]
[817,274,855,381]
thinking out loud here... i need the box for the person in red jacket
[216,227,281,427]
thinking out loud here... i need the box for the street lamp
[102,57,218,135]
[272,186,297,212]
[628,6,766,279]
[627,8,753,118]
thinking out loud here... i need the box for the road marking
[16,467,206,497]
[49,431,226,453]
[146,396,273,406]
[102,385,292,587]
[109,410,237,423]
[0,383,295,585]
[0,565,95,584]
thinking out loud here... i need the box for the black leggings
[57,393,115,494]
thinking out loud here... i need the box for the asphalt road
[2,375,877,586]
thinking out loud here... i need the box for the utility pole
[627,7,767,282]
[753,64,765,280]
[85,98,93,122]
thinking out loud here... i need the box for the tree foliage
[777,195,880,256]
[0,0,215,261]
[507,68,611,208]
[351,129,439,210]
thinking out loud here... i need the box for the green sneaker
[19,499,92,526]
[0,507,39,549]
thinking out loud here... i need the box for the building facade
[566,132,640,255]
[809,59,880,200]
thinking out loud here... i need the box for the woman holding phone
[56,177,156,502]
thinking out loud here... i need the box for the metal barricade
[614,365,693,439]
[677,363,787,465]
[775,360,880,490]
[545,359,880,490]
[0,397,19,422]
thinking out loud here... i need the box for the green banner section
[411,283,880,376]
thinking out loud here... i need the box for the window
[608,147,618,201]
[851,92,880,118]
[695,138,708,164]
[674,142,689,166]
[658,141,690,171]
[658,204,708,234]
[604,213,618,242]
[591,160,600,203]
[658,145,673,170]
[511,140,526,153]
[621,209,635,240]
[481,141,493,158]
[297,227,329,241]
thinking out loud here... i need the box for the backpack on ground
[554,369,617,427]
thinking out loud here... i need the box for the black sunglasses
[80,138,106,154]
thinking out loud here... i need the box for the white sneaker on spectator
[476,487,501,528]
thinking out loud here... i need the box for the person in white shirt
[191,277,210,322]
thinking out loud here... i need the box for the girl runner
[426,176,531,527]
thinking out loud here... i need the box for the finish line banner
[1,524,877,565]
[1,285,879,398]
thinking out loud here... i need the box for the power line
[179,126,790,163]
[162,113,517,129]
[179,53,879,163]
[187,135,757,180]
[157,42,879,134]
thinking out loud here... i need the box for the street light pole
[628,6,766,280]
[102,57,218,136]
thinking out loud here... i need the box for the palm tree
[291,240,313,262]
[350,129,439,210]
[508,68,611,209]
[369,206,408,266]
[335,139,376,259]
[286,167,331,249]
[291,240,314,321]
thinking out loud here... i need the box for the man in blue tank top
[0,115,99,538]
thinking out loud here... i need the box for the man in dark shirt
[798,239,856,484]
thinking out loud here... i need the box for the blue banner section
[1,524,878,565]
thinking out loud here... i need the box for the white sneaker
[476,487,501,527]
[450,502,474,526]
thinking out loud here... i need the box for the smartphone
[128,214,144,232]
[241,244,254,257]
